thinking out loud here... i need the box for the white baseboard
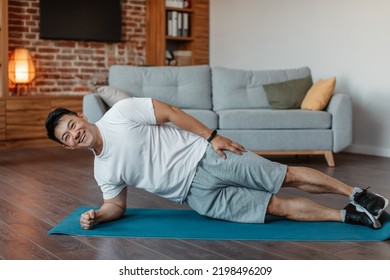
[345,144,390,158]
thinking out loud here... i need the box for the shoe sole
[353,204,382,229]
[352,193,389,219]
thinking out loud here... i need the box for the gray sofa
[83,65,352,166]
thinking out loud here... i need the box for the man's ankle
[349,187,362,200]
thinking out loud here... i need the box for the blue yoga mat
[48,206,390,241]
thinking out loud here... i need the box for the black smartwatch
[207,130,217,143]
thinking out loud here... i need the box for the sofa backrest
[109,65,212,109]
[212,66,312,111]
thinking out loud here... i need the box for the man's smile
[79,131,86,143]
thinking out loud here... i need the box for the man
[46,97,388,230]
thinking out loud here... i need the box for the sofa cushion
[218,109,331,130]
[182,109,218,129]
[218,129,333,151]
[263,76,313,109]
[301,77,336,111]
[212,66,312,111]
[97,86,131,107]
[167,110,218,130]
[108,65,212,109]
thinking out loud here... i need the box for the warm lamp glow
[8,48,36,84]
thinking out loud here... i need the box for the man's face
[54,113,95,149]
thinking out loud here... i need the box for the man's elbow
[119,207,126,218]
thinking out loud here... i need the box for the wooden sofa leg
[324,151,335,167]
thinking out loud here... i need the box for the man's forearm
[95,202,125,223]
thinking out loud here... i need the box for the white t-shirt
[94,98,208,203]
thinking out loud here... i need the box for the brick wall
[8,0,146,96]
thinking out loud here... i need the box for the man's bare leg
[281,166,353,196]
[267,195,341,222]
[265,166,386,229]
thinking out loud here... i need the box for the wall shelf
[146,0,209,66]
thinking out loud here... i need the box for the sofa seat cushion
[218,109,331,130]
[218,130,333,151]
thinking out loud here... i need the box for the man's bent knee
[282,166,296,187]
[267,195,288,217]
[282,166,309,188]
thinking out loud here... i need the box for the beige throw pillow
[97,86,131,107]
[301,77,336,111]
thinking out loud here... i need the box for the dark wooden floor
[1,146,390,260]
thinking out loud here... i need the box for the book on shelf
[166,0,191,8]
[182,12,189,37]
[166,11,190,37]
[172,11,178,37]
[167,11,172,36]
[177,12,182,36]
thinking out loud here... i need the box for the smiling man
[49,109,103,153]
[46,97,388,230]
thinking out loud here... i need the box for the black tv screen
[40,0,122,42]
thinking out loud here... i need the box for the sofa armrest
[326,93,353,152]
[83,93,109,123]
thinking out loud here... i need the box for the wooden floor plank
[61,237,172,260]
[132,238,231,260]
[0,166,95,213]
[182,240,288,260]
[334,245,390,259]
[237,241,343,260]
[0,179,71,226]
[0,220,58,260]
[0,197,106,259]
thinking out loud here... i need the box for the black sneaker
[344,203,382,229]
[352,187,389,219]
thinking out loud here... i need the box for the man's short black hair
[45,107,77,144]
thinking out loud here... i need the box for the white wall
[210,0,390,157]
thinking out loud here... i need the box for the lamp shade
[8,48,36,84]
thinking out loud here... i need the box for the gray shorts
[185,145,287,223]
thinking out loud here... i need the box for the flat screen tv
[40,0,122,42]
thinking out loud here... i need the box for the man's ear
[77,112,88,121]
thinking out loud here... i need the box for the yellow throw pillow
[301,77,336,111]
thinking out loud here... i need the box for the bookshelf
[146,0,209,66]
